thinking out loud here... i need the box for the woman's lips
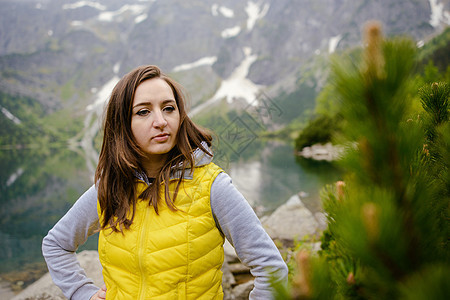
[152,133,169,142]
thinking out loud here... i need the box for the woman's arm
[210,172,288,300]
[42,184,101,300]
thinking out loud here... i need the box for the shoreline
[0,261,48,299]
[0,279,16,299]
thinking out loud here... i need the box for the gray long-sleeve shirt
[42,170,288,299]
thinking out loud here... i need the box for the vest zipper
[137,204,150,300]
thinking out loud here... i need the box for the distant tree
[294,114,340,150]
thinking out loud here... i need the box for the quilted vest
[97,162,225,299]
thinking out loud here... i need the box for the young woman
[42,65,288,299]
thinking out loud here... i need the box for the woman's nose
[153,111,168,128]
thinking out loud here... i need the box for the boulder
[12,251,103,300]
[221,259,235,300]
[0,280,16,299]
[298,143,343,161]
[262,194,320,240]
[232,280,254,300]
[223,239,239,263]
[314,211,328,231]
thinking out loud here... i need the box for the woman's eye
[163,106,175,112]
[136,109,150,116]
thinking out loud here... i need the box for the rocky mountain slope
[0,0,449,134]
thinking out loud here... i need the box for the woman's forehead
[133,78,175,105]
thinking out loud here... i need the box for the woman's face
[131,78,180,165]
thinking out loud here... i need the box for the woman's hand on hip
[90,284,107,300]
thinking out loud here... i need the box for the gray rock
[311,242,322,253]
[262,194,320,240]
[224,239,239,263]
[314,212,328,231]
[0,280,16,299]
[221,260,235,300]
[232,280,254,300]
[12,251,103,300]
[298,143,343,161]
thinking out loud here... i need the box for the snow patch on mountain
[210,47,262,105]
[328,34,342,53]
[113,62,121,74]
[246,1,269,31]
[211,4,235,18]
[172,56,218,72]
[429,0,450,27]
[63,1,106,10]
[189,47,263,117]
[135,13,148,23]
[70,21,84,27]
[98,4,147,22]
[222,26,241,38]
[86,76,119,112]
[211,4,219,16]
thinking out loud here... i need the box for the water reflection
[0,148,94,274]
[228,141,342,214]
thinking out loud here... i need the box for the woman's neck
[142,154,168,178]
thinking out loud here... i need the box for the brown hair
[95,65,212,232]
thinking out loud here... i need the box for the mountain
[0,0,449,143]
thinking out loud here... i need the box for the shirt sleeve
[210,172,288,300]
[42,184,100,300]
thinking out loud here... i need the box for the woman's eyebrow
[132,102,151,111]
[133,99,176,109]
[160,99,176,105]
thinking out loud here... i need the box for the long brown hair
[95,65,212,232]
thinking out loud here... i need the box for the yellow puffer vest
[98,162,225,299]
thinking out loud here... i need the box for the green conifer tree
[276,21,450,300]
